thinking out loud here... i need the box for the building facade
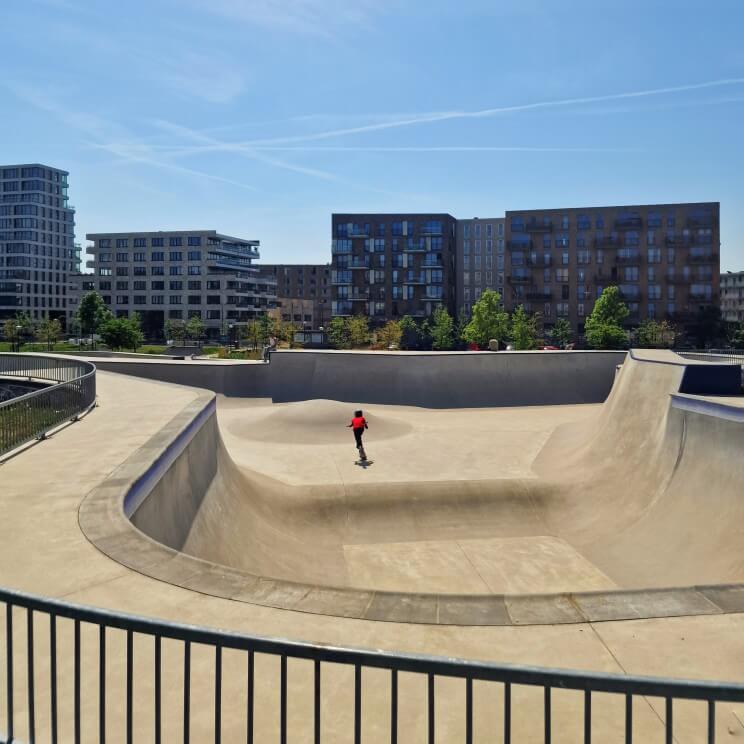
[721,271,744,323]
[455,217,506,317]
[331,213,457,322]
[257,263,331,328]
[0,164,76,325]
[72,230,275,339]
[500,202,720,334]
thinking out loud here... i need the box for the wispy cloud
[3,83,259,191]
[184,0,388,36]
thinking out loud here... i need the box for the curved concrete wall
[93,350,626,408]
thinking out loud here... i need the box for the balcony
[349,258,370,270]
[508,274,532,284]
[404,241,427,252]
[209,243,260,260]
[619,291,642,302]
[422,260,443,268]
[593,274,616,284]
[688,253,718,264]
[527,256,552,267]
[689,292,713,301]
[614,217,643,230]
[665,235,690,246]
[687,216,716,229]
[420,227,443,236]
[666,276,692,285]
[594,237,620,248]
[615,253,642,264]
[332,243,352,254]
[526,289,552,300]
[525,220,553,233]
[403,274,426,285]
[348,289,370,301]
[507,240,533,251]
[208,257,257,273]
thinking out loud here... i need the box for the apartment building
[0,164,76,325]
[71,230,275,339]
[455,217,506,316]
[500,202,720,333]
[331,213,457,322]
[257,263,331,327]
[721,271,744,323]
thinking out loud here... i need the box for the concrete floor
[3,364,744,741]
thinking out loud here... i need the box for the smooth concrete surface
[89,349,627,406]
[4,353,744,741]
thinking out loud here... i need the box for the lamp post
[15,324,22,353]
[228,323,234,350]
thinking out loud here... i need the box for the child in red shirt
[347,409,368,460]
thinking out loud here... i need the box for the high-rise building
[71,230,275,339]
[0,164,76,325]
[720,271,744,323]
[331,213,457,322]
[257,263,331,328]
[455,217,506,317]
[499,202,720,334]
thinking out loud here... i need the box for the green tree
[35,317,62,351]
[243,320,261,350]
[510,305,539,350]
[75,291,111,348]
[398,315,420,350]
[430,306,455,350]
[164,319,187,346]
[691,305,723,348]
[99,315,144,351]
[634,319,677,348]
[256,314,273,347]
[462,289,510,348]
[377,320,402,349]
[185,315,206,345]
[3,312,33,350]
[347,315,370,348]
[584,286,629,349]
[327,316,350,349]
[454,309,469,350]
[730,321,744,350]
[550,318,573,349]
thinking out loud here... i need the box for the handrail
[0,353,96,456]
[0,583,742,743]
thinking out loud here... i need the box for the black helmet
[354,409,363,417]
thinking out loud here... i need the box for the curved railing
[0,584,742,742]
[0,353,96,456]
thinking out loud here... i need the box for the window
[486,224,493,239]
[188,236,202,246]
[648,284,661,300]
[187,280,201,290]
[624,266,639,281]
[133,295,146,305]
[474,271,481,284]
[169,266,182,275]
[152,251,164,262]
[116,253,128,262]
[578,303,585,317]
[474,240,481,254]
[116,296,129,304]
[134,281,146,290]
[169,237,182,247]
[667,248,676,263]
[557,302,569,316]
[99,253,111,262]
[188,251,201,261]
[151,266,164,276]
[187,265,201,275]
[595,215,605,229]
[116,281,128,290]
[151,295,164,305]
[134,238,146,248]
[116,239,128,248]
[99,268,112,276]
[474,223,481,238]
[463,224,470,239]
[561,216,569,229]
[169,251,182,261]
[188,295,201,305]
[207,280,220,290]
[152,238,164,247]
[562,252,569,265]
[133,252,146,262]
[207,310,221,320]
[169,295,182,304]
[647,248,661,263]
[116,267,128,276]
[647,267,656,281]
[577,251,590,265]
[207,295,221,305]
[99,281,111,290]
[555,269,569,282]
[577,215,591,230]
[170,281,183,290]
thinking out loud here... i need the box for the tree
[691,305,723,348]
[730,322,744,350]
[550,318,573,349]
[185,315,206,345]
[454,309,469,350]
[256,314,273,347]
[347,315,370,348]
[462,289,510,348]
[584,286,629,349]
[377,320,402,349]
[634,319,676,348]
[35,317,62,351]
[3,313,33,350]
[76,291,111,348]
[398,315,420,350]
[99,315,144,351]
[327,316,350,349]
[164,319,187,346]
[430,306,455,350]
[243,320,262,350]
[510,305,539,350]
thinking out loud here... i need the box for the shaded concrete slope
[132,350,744,597]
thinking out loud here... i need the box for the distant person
[263,335,277,362]
[347,409,368,461]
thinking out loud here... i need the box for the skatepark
[3,348,744,741]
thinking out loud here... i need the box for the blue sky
[3,0,744,269]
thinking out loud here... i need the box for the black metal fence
[0,585,742,743]
[0,354,96,457]
[677,349,744,365]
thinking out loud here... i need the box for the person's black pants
[353,428,364,449]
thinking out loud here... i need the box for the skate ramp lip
[225,399,413,445]
[78,349,744,625]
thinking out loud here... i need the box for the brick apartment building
[331,213,457,322]
[257,263,331,328]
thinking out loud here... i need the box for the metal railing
[0,584,742,743]
[677,349,744,365]
[0,354,96,456]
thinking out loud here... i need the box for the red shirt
[351,416,366,430]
